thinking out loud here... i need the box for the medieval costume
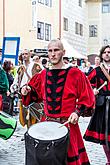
[22,66,95,165]
[84,65,110,149]
[0,67,9,111]
[0,67,9,95]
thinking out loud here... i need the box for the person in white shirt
[10,49,35,126]
[11,49,34,92]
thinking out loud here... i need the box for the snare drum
[0,111,17,140]
[25,121,69,165]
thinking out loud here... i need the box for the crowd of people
[0,39,110,165]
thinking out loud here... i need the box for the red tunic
[22,67,95,165]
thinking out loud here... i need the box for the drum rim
[28,121,69,141]
[25,130,69,143]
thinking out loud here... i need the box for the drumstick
[97,81,107,91]
[59,120,69,128]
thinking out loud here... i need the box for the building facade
[86,0,110,55]
[0,0,110,57]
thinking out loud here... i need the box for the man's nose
[51,51,55,55]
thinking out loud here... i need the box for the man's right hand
[21,85,31,96]
[93,88,99,95]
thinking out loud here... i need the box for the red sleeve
[75,71,95,117]
[22,72,43,106]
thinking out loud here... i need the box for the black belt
[45,116,68,124]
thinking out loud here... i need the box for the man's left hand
[68,112,79,124]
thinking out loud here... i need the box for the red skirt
[67,123,90,165]
[42,116,90,165]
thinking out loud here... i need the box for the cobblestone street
[0,115,106,165]
[79,117,106,165]
[0,115,26,165]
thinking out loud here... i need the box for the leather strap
[100,63,110,82]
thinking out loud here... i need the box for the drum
[20,102,44,128]
[0,111,17,140]
[25,121,69,165]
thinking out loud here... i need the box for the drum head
[28,121,68,140]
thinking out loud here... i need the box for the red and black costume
[22,67,95,165]
[84,66,110,149]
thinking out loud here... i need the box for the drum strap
[100,63,110,82]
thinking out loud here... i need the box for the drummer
[21,39,95,165]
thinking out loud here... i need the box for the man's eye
[48,50,52,53]
[48,49,60,53]
[54,49,60,52]
[103,51,110,54]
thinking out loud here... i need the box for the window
[102,4,109,13]
[89,25,97,37]
[32,0,36,5]
[75,22,83,36]
[78,0,82,7]
[38,0,44,4]
[32,0,36,28]
[38,0,52,6]
[75,22,79,34]
[80,24,83,36]
[45,0,52,7]
[63,17,68,31]
[45,23,51,41]
[37,21,51,41]
[37,21,44,40]
[102,0,110,13]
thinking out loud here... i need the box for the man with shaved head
[21,39,95,165]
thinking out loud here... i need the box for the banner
[2,37,20,65]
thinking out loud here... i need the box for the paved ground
[79,117,106,165]
[0,115,107,165]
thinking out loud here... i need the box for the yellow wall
[87,2,102,55]
[0,0,59,50]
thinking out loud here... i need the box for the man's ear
[63,50,66,56]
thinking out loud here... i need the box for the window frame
[38,0,44,4]
[45,0,52,7]
[75,22,83,36]
[89,25,98,37]
[37,21,44,40]
[63,17,68,31]
[78,0,82,7]
[45,23,51,41]
[32,0,36,28]
[102,0,110,13]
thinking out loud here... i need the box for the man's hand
[93,88,99,95]
[7,91,10,96]
[21,85,31,96]
[68,112,79,124]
